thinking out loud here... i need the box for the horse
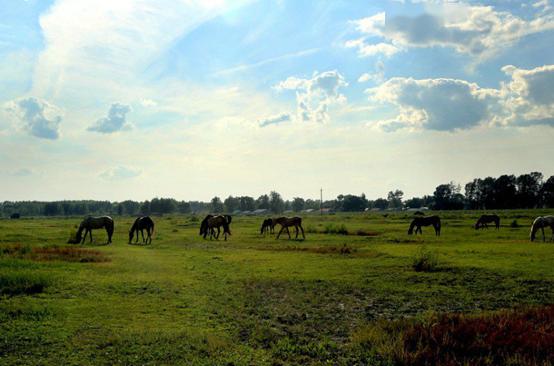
[530,216,554,242]
[408,215,441,236]
[475,214,500,230]
[200,214,232,240]
[68,216,114,244]
[274,216,305,240]
[129,216,155,244]
[260,218,275,235]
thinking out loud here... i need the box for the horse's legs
[276,226,285,239]
[286,226,291,239]
[299,224,305,239]
[88,229,93,243]
[542,227,546,242]
[294,225,299,239]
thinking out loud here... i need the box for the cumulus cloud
[88,103,132,133]
[347,4,554,62]
[501,64,554,126]
[367,77,500,131]
[274,70,348,124]
[5,97,63,139]
[258,113,291,127]
[358,61,385,84]
[99,166,141,181]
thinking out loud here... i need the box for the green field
[1,210,553,365]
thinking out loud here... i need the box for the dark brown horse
[260,218,275,235]
[129,216,155,244]
[68,216,114,244]
[274,216,305,240]
[408,215,441,236]
[200,214,232,240]
[475,214,500,230]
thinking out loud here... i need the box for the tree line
[1,172,553,217]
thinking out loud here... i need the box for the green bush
[412,247,439,272]
[510,220,520,228]
[0,272,50,296]
[323,223,349,235]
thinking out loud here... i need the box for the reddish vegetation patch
[403,305,554,366]
[31,246,109,263]
[1,244,109,263]
[354,229,379,237]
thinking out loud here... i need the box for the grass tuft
[412,246,439,272]
[0,272,50,296]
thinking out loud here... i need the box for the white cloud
[358,61,385,84]
[501,64,554,126]
[5,97,63,139]
[347,4,554,62]
[274,70,348,124]
[32,0,251,105]
[345,41,400,58]
[99,166,141,181]
[258,113,291,127]
[88,103,132,133]
[367,77,500,131]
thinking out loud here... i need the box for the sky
[0,0,553,202]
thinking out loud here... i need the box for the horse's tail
[226,215,232,224]
[150,219,155,238]
[408,219,416,235]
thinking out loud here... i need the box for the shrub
[412,246,439,272]
[0,272,50,296]
[323,223,348,235]
[510,220,520,228]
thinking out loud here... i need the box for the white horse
[530,216,554,242]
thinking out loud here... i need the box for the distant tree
[387,190,404,209]
[516,172,543,208]
[239,196,256,211]
[292,197,305,212]
[541,176,554,208]
[120,200,140,215]
[210,196,224,213]
[117,204,123,216]
[177,201,191,214]
[336,194,368,211]
[140,200,151,215]
[224,196,240,213]
[373,198,388,210]
[405,197,424,209]
[256,194,270,210]
[493,175,517,209]
[433,182,464,210]
[43,202,61,216]
[269,191,285,213]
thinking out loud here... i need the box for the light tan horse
[274,216,305,240]
[68,216,114,244]
[530,216,554,242]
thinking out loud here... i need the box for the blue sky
[1,0,553,201]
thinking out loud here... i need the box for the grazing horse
[201,215,232,240]
[408,215,441,236]
[475,214,500,230]
[260,218,275,235]
[530,216,554,242]
[68,216,114,244]
[274,216,305,240]
[129,216,155,244]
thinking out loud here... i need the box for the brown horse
[68,216,114,244]
[274,216,305,240]
[129,216,155,244]
[530,216,554,242]
[408,215,441,236]
[260,218,275,235]
[200,214,232,240]
[475,214,500,230]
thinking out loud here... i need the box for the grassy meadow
[1,210,554,365]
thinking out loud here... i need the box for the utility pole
[320,188,323,215]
